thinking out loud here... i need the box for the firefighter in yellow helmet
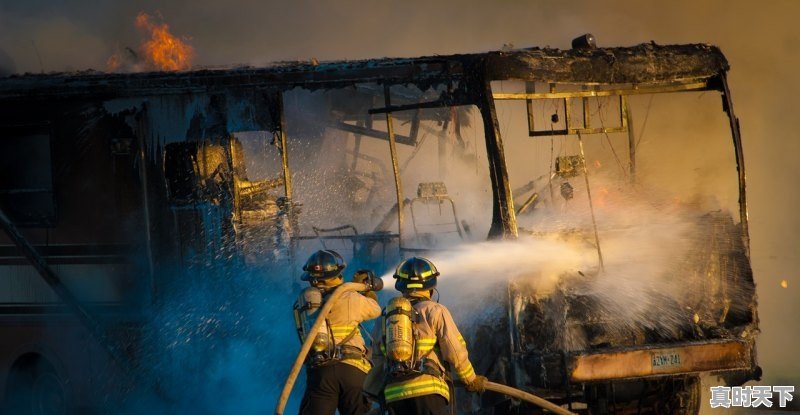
[293,249,382,415]
[365,257,487,415]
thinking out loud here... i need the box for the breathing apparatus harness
[382,294,448,381]
[294,250,377,368]
[294,285,365,367]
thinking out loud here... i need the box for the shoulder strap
[339,324,360,345]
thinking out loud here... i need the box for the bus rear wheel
[6,354,70,415]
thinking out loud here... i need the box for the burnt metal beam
[720,73,750,256]
[475,77,518,239]
[276,91,293,199]
[368,96,469,114]
[570,340,751,381]
[625,95,636,183]
[384,84,406,250]
[492,80,710,100]
[485,43,728,85]
[0,43,728,101]
[328,121,416,146]
[0,207,129,366]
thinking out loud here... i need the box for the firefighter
[366,257,487,415]
[293,249,382,415]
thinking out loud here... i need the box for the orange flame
[135,12,194,71]
[106,53,122,72]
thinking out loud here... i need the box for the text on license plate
[651,351,682,369]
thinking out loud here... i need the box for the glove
[353,270,371,285]
[354,270,383,292]
[363,290,378,302]
[354,270,379,301]
[464,375,487,393]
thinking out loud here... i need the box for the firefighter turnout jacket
[297,288,381,373]
[370,296,477,404]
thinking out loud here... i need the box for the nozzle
[369,275,384,292]
[354,269,384,292]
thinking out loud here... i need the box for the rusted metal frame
[517,192,539,215]
[384,84,405,251]
[276,91,293,199]
[408,197,465,244]
[582,95,590,130]
[293,233,398,241]
[312,225,358,256]
[275,90,299,273]
[1,44,728,100]
[569,340,750,382]
[409,111,421,153]
[531,126,627,137]
[492,80,710,100]
[351,120,363,171]
[0,208,130,367]
[135,112,156,302]
[438,114,447,178]
[526,84,631,137]
[525,82,536,136]
[226,137,243,224]
[327,121,416,145]
[719,74,750,255]
[624,95,636,183]
[577,133,605,272]
[475,74,518,239]
[368,98,462,114]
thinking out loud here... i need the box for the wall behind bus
[1,0,797,408]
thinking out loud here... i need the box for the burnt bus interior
[0,42,758,414]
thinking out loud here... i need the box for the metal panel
[570,340,750,382]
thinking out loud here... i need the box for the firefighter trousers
[386,394,450,415]
[299,362,371,415]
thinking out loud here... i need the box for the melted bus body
[0,41,758,414]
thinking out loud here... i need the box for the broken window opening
[0,124,56,227]
[494,80,740,246]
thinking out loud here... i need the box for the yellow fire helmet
[393,257,439,292]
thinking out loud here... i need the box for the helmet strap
[408,290,432,299]
[318,275,343,288]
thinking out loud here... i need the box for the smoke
[104,266,304,415]
[1,0,797,408]
[404,178,727,348]
[0,48,15,76]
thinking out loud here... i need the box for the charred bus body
[0,40,758,414]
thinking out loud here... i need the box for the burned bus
[0,38,758,414]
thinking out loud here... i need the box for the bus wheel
[651,375,701,415]
[6,354,70,415]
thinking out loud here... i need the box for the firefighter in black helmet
[365,257,487,415]
[293,249,382,415]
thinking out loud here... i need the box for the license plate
[651,351,682,371]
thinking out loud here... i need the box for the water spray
[274,278,577,415]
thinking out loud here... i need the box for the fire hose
[275,282,369,415]
[274,281,577,415]
[484,381,576,415]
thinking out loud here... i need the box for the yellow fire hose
[274,281,577,415]
[275,282,368,415]
[484,381,577,415]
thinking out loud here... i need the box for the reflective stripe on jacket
[296,288,381,373]
[371,297,477,403]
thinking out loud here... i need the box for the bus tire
[5,353,71,415]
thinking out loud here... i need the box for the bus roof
[0,42,728,100]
